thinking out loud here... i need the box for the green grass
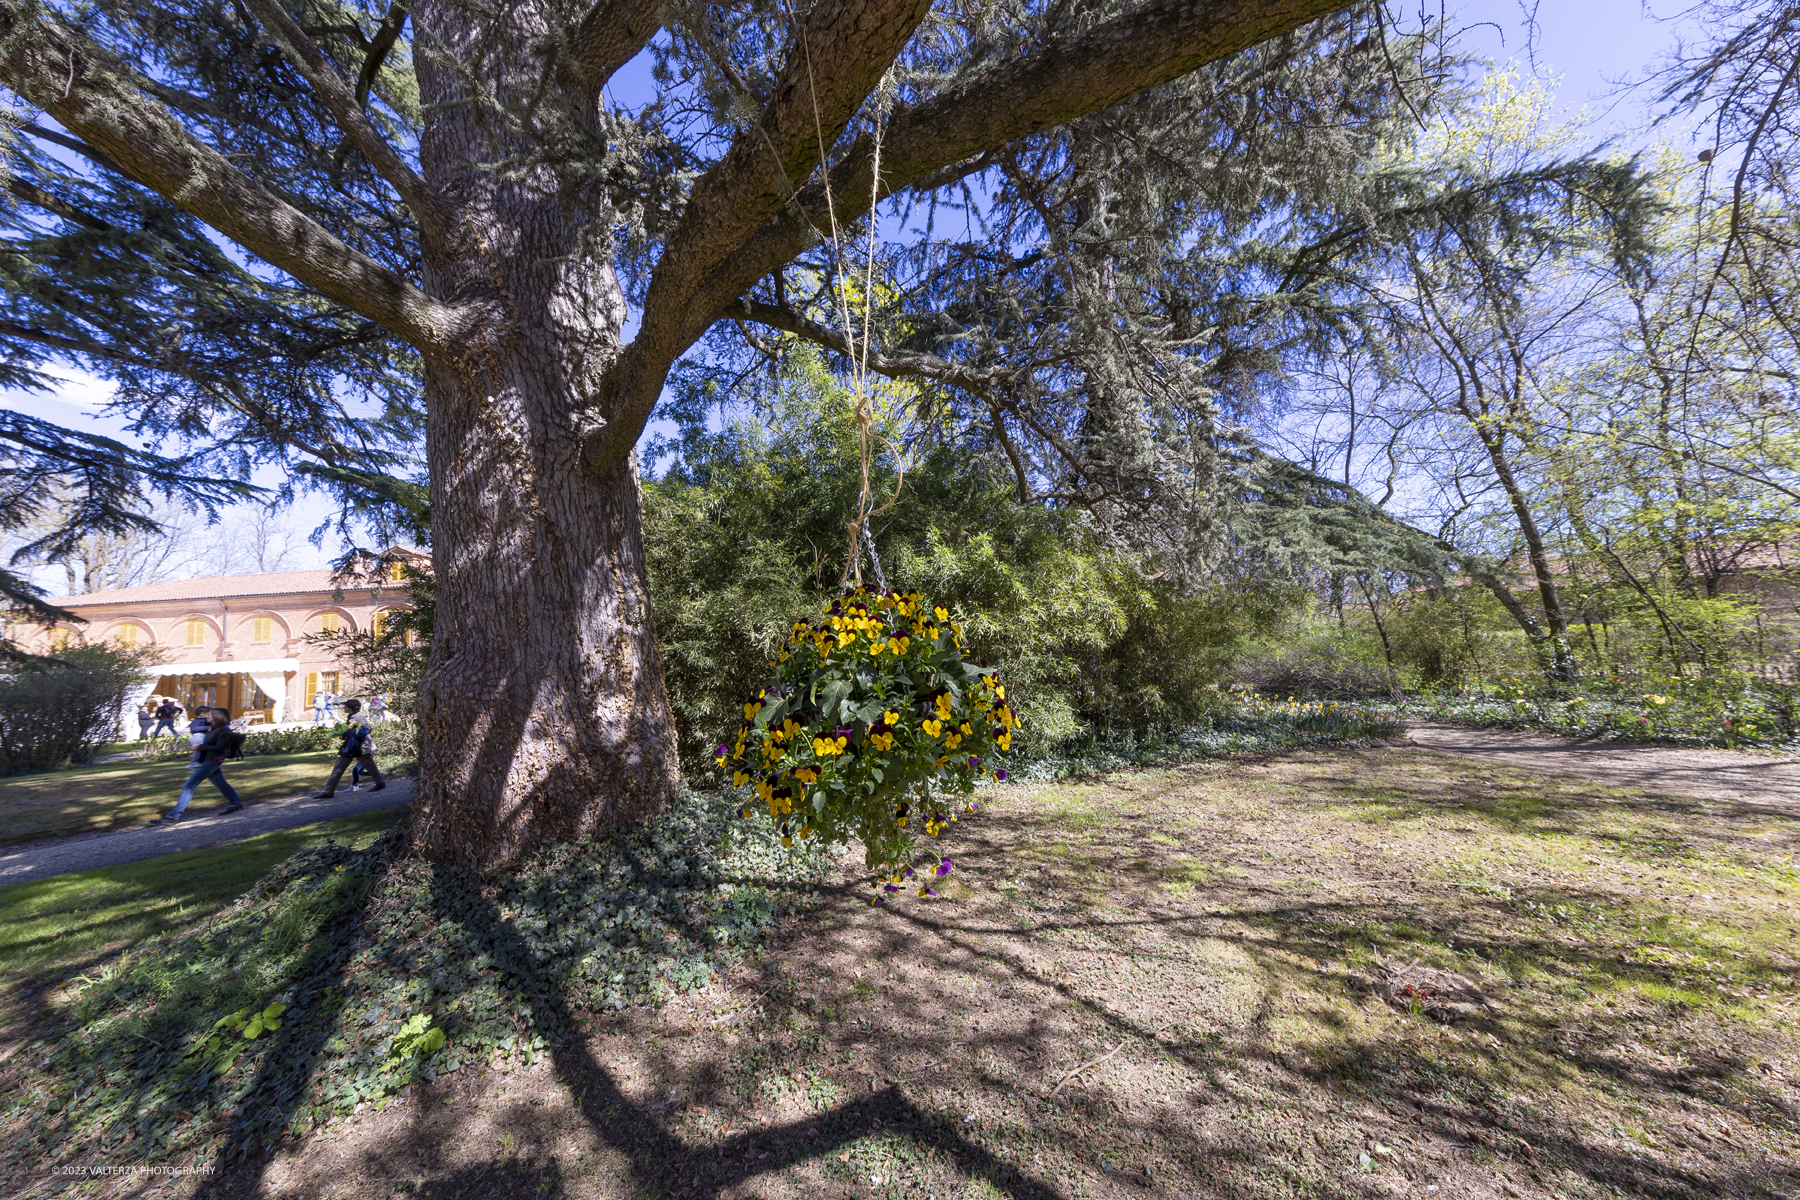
[0,750,350,846]
[0,809,403,986]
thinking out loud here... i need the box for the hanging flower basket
[717,586,1017,901]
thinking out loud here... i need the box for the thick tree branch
[6,178,111,230]
[248,0,456,251]
[565,0,661,89]
[355,2,409,109]
[592,0,1355,473]
[0,6,460,351]
[18,122,125,175]
[591,0,934,470]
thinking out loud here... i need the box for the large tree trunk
[404,0,681,866]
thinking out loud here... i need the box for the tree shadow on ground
[142,744,1800,1200]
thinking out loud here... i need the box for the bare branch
[724,297,1000,392]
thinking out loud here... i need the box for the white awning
[146,658,301,676]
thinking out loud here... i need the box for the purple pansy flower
[936,858,953,878]
[995,768,1008,781]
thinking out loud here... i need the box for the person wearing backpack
[312,698,385,798]
[160,707,244,822]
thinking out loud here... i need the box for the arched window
[116,624,140,648]
[185,619,207,647]
[320,611,341,635]
[251,616,273,644]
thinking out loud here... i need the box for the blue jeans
[170,760,240,816]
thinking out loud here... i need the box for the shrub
[242,725,342,757]
[0,644,162,774]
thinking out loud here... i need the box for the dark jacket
[156,702,180,721]
[196,722,239,765]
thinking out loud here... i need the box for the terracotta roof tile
[60,569,358,607]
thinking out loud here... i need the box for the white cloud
[37,366,117,411]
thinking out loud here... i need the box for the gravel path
[1406,720,1800,812]
[0,779,412,887]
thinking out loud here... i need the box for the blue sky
[6,0,1707,586]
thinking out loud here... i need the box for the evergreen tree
[0,0,1367,863]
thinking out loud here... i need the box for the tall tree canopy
[0,0,1456,863]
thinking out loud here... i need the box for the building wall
[10,573,415,725]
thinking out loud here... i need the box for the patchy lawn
[0,750,347,845]
[0,809,403,990]
[10,745,1800,1200]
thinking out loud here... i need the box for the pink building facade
[6,550,425,733]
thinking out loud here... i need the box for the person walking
[369,691,387,723]
[151,698,182,740]
[312,699,385,798]
[135,703,155,740]
[323,690,338,722]
[160,707,244,822]
[311,688,329,725]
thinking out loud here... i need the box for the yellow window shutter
[252,616,272,643]
[305,672,319,706]
[117,624,139,648]
[186,619,206,647]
